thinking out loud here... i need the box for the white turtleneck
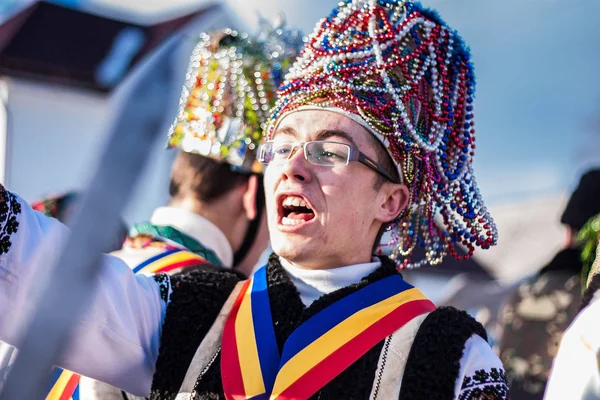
[279,256,382,306]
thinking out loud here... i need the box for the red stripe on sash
[155,257,208,273]
[222,280,252,400]
[58,373,80,400]
[275,299,435,399]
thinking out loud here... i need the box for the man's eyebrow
[314,129,358,147]
[272,126,297,139]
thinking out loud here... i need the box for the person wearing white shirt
[545,218,600,400]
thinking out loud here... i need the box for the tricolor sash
[46,368,80,400]
[133,248,211,274]
[221,266,436,400]
[45,247,210,400]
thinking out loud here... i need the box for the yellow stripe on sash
[271,288,428,397]
[46,370,76,400]
[235,280,267,397]
[143,251,206,274]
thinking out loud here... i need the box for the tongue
[287,211,315,221]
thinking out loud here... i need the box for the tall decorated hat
[266,0,498,268]
[168,18,304,173]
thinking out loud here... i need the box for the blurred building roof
[0,1,214,92]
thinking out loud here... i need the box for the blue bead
[467,97,473,103]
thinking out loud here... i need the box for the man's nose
[280,145,312,183]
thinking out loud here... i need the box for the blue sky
[3,0,600,206]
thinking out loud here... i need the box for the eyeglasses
[257,140,399,184]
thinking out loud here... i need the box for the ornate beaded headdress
[266,0,498,268]
[168,21,304,172]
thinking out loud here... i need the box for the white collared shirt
[150,206,233,267]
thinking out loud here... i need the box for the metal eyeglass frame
[258,140,400,184]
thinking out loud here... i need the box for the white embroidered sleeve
[0,187,169,396]
[545,295,600,400]
[454,334,509,400]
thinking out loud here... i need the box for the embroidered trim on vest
[458,368,509,400]
[399,306,488,400]
[153,273,172,304]
[0,186,21,255]
[149,269,242,400]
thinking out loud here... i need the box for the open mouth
[279,195,316,227]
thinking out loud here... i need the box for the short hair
[370,135,400,190]
[169,151,250,204]
[367,135,401,253]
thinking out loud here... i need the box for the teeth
[282,217,304,226]
[282,196,309,209]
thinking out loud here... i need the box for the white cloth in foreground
[545,293,600,400]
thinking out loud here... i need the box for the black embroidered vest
[149,254,487,400]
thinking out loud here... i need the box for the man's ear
[377,183,409,223]
[241,174,260,220]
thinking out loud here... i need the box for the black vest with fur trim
[149,254,487,400]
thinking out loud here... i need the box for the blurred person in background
[42,24,303,400]
[545,213,600,399]
[497,168,600,399]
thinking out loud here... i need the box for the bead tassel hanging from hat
[266,0,498,268]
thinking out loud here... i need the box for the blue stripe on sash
[250,266,280,392]
[46,368,63,393]
[279,274,411,366]
[132,248,180,273]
